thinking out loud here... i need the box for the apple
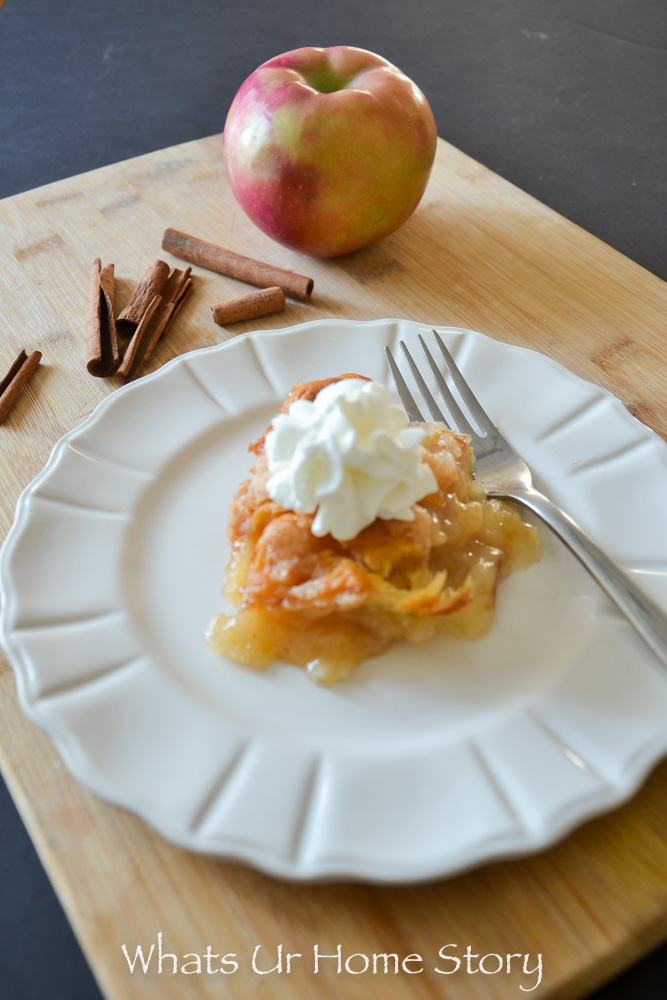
[222,46,437,258]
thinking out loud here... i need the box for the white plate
[2,319,667,883]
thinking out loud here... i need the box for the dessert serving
[207,374,541,683]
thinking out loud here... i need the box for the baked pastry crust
[208,376,542,683]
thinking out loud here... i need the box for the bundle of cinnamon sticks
[86,257,193,381]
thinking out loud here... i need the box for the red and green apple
[222,46,437,258]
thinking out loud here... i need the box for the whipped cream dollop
[264,378,437,541]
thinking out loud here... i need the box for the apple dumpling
[207,375,541,684]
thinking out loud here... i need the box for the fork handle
[506,486,667,668]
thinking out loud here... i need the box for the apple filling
[207,379,541,684]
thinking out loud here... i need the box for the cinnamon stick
[116,295,163,380]
[0,350,42,423]
[212,286,285,326]
[140,275,193,368]
[156,265,193,324]
[162,228,314,302]
[86,258,119,376]
[117,266,193,381]
[116,259,171,337]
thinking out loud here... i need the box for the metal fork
[386,329,667,667]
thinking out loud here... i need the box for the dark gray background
[1,1,665,997]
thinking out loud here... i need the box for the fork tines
[386,330,494,439]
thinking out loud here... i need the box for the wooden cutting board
[1,134,667,1000]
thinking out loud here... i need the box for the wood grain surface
[1,134,667,1000]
